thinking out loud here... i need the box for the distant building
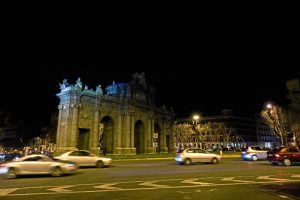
[176,110,278,149]
[0,111,19,147]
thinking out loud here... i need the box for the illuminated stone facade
[55,73,174,155]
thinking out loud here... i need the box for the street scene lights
[193,115,200,125]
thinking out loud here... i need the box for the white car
[54,150,112,168]
[0,154,77,179]
[175,148,221,165]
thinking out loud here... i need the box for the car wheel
[212,158,219,164]
[184,158,191,166]
[51,167,63,177]
[252,155,258,161]
[7,168,17,179]
[283,158,291,167]
[96,161,104,168]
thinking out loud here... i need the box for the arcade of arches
[55,73,174,155]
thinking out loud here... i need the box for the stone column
[160,120,168,153]
[56,105,63,148]
[126,115,130,148]
[117,114,122,148]
[62,105,70,148]
[130,115,135,148]
[114,114,122,155]
[70,103,79,149]
[169,121,175,153]
[145,117,155,154]
[90,105,99,154]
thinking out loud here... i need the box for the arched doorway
[154,124,161,153]
[134,120,145,154]
[100,116,114,155]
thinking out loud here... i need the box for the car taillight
[275,154,280,158]
[0,163,7,168]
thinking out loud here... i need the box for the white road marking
[181,178,213,185]
[1,174,300,196]
[222,177,256,183]
[47,185,73,192]
[139,181,169,188]
[94,183,123,190]
[291,174,300,178]
[257,176,290,182]
[278,195,289,198]
[0,189,18,196]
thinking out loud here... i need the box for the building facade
[0,111,19,148]
[175,110,277,150]
[55,73,174,155]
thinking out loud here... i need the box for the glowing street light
[266,103,273,109]
[193,115,200,125]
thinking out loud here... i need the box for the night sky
[0,63,298,128]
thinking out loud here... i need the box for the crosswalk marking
[94,183,123,190]
[181,178,213,185]
[291,174,300,178]
[0,189,18,196]
[47,185,73,192]
[257,176,290,182]
[139,181,169,188]
[222,177,256,183]
[1,174,300,196]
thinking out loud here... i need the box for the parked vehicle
[54,150,112,168]
[175,148,221,165]
[267,146,300,166]
[0,154,77,179]
[241,146,268,161]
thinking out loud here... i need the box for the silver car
[175,148,221,165]
[54,150,112,168]
[0,154,77,179]
[241,146,268,161]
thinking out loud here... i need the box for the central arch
[134,120,145,154]
[100,116,114,155]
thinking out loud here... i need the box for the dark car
[267,146,300,166]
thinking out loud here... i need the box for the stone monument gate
[55,73,174,155]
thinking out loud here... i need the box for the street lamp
[266,103,272,109]
[193,115,200,125]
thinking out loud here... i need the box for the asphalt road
[0,158,300,200]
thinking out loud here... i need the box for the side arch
[134,120,146,154]
[100,116,114,155]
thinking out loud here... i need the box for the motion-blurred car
[54,150,112,168]
[267,146,300,166]
[175,148,221,165]
[241,146,268,161]
[0,154,77,178]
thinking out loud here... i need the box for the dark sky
[0,63,298,127]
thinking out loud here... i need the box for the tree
[174,123,194,147]
[216,123,236,147]
[260,105,290,146]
